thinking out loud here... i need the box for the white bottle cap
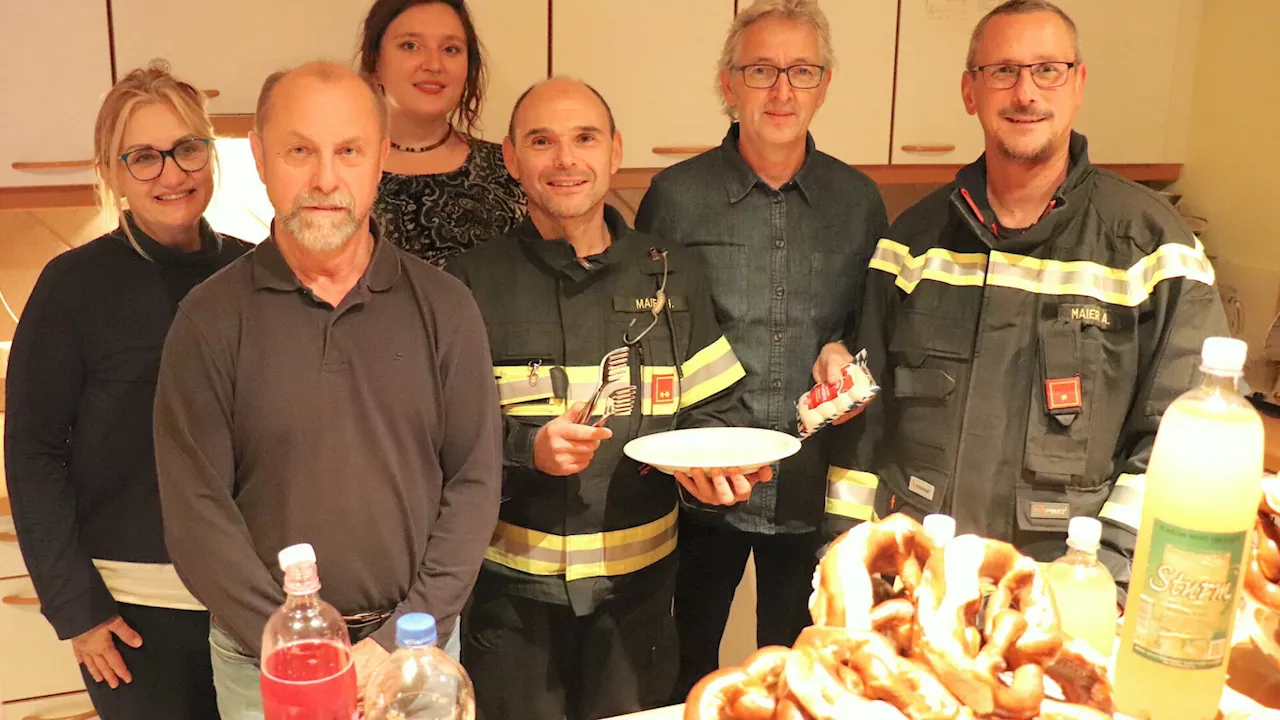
[1200,336,1247,375]
[923,514,956,546]
[277,543,316,572]
[1066,516,1101,553]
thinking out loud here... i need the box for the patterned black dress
[374,139,527,267]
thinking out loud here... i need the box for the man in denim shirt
[635,0,888,700]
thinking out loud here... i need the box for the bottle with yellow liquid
[1044,517,1117,658]
[1114,337,1264,719]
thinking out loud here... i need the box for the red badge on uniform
[1045,376,1082,412]
[652,373,676,406]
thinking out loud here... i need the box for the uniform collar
[952,131,1095,251]
[515,204,630,283]
[252,222,401,293]
[717,123,818,205]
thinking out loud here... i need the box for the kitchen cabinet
[111,0,370,116]
[0,576,84,703]
[891,0,1201,165]
[468,0,550,143]
[112,0,551,142]
[2,691,97,720]
[551,0,737,169]
[807,0,898,164]
[0,1,112,188]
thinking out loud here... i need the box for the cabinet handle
[23,710,98,720]
[652,146,714,156]
[203,89,220,99]
[11,160,95,171]
[0,531,18,542]
[1,593,40,607]
[900,144,956,153]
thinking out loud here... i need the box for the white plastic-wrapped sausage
[795,349,879,438]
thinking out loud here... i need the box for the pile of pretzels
[684,514,1116,720]
[1245,476,1280,615]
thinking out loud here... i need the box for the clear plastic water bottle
[260,543,357,720]
[363,613,475,720]
[1043,517,1118,658]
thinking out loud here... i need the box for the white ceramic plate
[623,427,801,475]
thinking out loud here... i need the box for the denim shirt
[636,124,888,533]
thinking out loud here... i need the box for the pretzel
[1044,638,1115,715]
[810,513,938,631]
[1246,477,1280,613]
[913,535,1063,717]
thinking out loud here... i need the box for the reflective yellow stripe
[1099,472,1145,532]
[495,367,557,406]
[825,466,878,520]
[869,239,987,294]
[493,365,625,417]
[870,237,1215,307]
[636,335,745,415]
[484,508,678,581]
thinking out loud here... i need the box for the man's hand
[813,341,854,385]
[810,341,865,426]
[534,402,613,476]
[352,637,391,702]
[72,616,142,688]
[675,465,773,506]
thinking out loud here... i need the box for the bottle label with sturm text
[1130,518,1246,670]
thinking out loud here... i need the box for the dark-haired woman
[360,0,526,266]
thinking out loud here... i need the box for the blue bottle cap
[396,613,437,647]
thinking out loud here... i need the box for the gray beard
[284,211,359,252]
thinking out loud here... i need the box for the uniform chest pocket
[888,312,976,453]
[1016,320,1108,533]
[687,243,749,318]
[492,323,564,417]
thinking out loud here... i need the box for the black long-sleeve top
[4,216,250,639]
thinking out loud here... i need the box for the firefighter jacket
[446,206,750,615]
[825,133,1230,587]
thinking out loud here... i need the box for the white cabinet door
[468,0,550,143]
[891,0,1200,165]
[2,690,96,719]
[0,577,84,703]
[0,1,112,188]
[111,0,371,116]
[808,0,898,164]
[1062,0,1201,164]
[552,0,737,168]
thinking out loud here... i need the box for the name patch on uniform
[1060,303,1112,329]
[907,475,936,501]
[614,296,687,313]
[1029,502,1071,520]
[651,373,676,406]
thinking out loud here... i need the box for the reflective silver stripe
[1099,473,1145,532]
[825,467,878,521]
[484,509,679,581]
[495,372,556,405]
[869,237,1216,306]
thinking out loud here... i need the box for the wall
[1175,0,1280,389]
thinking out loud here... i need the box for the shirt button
[774,238,785,249]
[774,331,784,342]
[772,379,783,390]
[774,286,785,298]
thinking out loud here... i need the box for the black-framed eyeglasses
[735,64,827,90]
[969,62,1077,90]
[118,138,212,181]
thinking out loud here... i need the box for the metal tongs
[593,385,637,428]
[575,347,630,424]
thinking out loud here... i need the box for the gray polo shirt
[154,233,501,655]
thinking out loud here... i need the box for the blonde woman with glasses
[4,66,250,719]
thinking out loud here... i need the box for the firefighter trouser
[462,572,677,720]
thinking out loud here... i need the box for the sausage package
[796,349,879,438]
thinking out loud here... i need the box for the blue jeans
[208,623,461,720]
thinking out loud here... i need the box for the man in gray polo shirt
[153,62,501,718]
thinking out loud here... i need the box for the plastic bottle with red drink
[260,543,357,720]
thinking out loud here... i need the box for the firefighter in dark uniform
[815,0,1229,597]
[447,78,769,720]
